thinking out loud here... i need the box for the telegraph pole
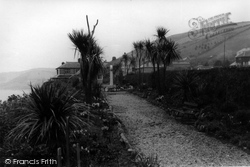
[224,36,226,67]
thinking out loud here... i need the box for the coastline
[0,89,30,102]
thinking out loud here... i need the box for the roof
[56,62,80,69]
[172,61,190,65]
[51,74,73,79]
[136,60,189,68]
[230,62,237,66]
[195,65,213,70]
[236,50,250,58]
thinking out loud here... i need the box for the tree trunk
[152,60,156,88]
[142,58,144,84]
[85,83,92,104]
[157,62,161,93]
[163,63,166,92]
[138,59,141,87]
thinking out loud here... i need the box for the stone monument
[110,65,113,86]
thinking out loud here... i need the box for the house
[194,65,213,70]
[167,60,191,70]
[51,59,103,84]
[135,59,191,73]
[51,60,80,80]
[235,48,250,66]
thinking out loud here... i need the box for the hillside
[0,68,56,90]
[172,21,250,66]
[122,21,250,67]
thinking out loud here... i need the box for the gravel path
[107,92,250,167]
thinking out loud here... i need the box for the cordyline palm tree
[133,42,140,85]
[173,70,200,103]
[127,51,136,74]
[159,39,181,91]
[138,41,145,84]
[133,41,144,86]
[6,83,89,153]
[155,27,172,93]
[145,39,156,87]
[155,27,169,42]
[122,52,129,75]
[68,29,103,104]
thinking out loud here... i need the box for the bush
[220,101,238,114]
[5,82,89,155]
[134,153,160,167]
[234,110,250,125]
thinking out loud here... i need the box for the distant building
[51,59,103,83]
[168,60,191,70]
[235,48,250,66]
[194,65,213,70]
[134,59,191,73]
[54,61,80,80]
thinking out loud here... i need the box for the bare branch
[86,15,91,35]
[91,19,99,37]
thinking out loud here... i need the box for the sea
[0,89,30,102]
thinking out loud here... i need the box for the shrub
[172,70,200,103]
[234,110,250,125]
[5,83,90,154]
[134,152,160,167]
[220,101,238,114]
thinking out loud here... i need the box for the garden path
[107,92,250,167]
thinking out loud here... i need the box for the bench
[170,102,199,125]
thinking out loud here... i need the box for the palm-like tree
[68,29,103,104]
[133,42,140,85]
[138,41,144,84]
[155,27,169,42]
[6,83,89,152]
[159,39,181,91]
[133,41,144,86]
[122,52,129,75]
[128,51,136,74]
[164,39,181,66]
[154,27,169,92]
[145,39,156,87]
[154,27,180,93]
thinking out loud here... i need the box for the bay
[0,89,30,102]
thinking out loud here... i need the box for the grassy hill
[121,21,250,68]
[169,21,250,66]
[0,68,56,90]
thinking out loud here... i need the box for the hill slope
[171,21,250,66]
[0,68,56,90]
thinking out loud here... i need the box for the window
[64,69,70,74]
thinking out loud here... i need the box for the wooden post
[66,116,70,167]
[77,143,81,167]
[57,148,62,167]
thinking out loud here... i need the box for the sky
[0,0,249,72]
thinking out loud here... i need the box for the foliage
[5,83,89,153]
[134,152,160,167]
[220,101,238,114]
[92,82,102,98]
[122,52,129,75]
[172,70,200,103]
[234,110,250,126]
[68,28,103,104]
[0,94,28,146]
